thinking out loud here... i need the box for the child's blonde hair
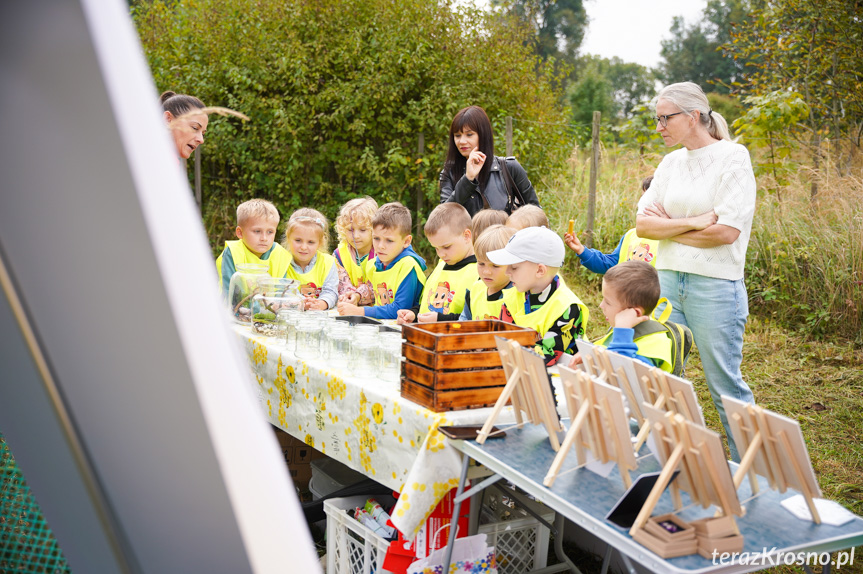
[283,207,330,253]
[471,209,508,243]
[335,196,378,245]
[425,203,471,237]
[237,198,280,227]
[474,224,516,262]
[507,205,549,230]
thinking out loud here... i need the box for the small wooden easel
[722,396,823,523]
[625,361,704,453]
[630,404,743,538]
[583,345,648,426]
[475,337,563,450]
[543,366,638,488]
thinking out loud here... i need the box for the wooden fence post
[416,132,425,237]
[586,111,600,249]
[506,116,513,157]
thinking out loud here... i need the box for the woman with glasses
[635,81,756,461]
[439,105,539,217]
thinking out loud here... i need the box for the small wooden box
[400,320,538,412]
[644,514,696,543]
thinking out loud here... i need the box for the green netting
[1,433,71,574]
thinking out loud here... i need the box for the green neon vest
[216,240,292,284]
[362,256,426,307]
[418,260,478,316]
[286,252,335,299]
[618,228,660,266]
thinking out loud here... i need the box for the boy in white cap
[488,226,589,366]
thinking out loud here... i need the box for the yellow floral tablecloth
[236,324,567,538]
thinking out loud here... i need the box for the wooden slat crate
[400,320,538,412]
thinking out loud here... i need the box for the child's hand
[304,298,328,311]
[338,292,360,305]
[397,309,416,324]
[337,301,363,316]
[614,308,648,330]
[563,232,585,255]
[571,352,584,366]
[417,312,438,323]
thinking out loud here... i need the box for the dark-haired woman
[439,105,538,217]
[161,91,207,160]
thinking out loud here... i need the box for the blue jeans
[659,270,754,461]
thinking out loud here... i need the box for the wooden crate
[400,320,538,412]
[402,320,537,353]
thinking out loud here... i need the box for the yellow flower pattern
[252,342,268,365]
[372,403,384,424]
[235,324,510,539]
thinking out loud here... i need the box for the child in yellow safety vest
[281,208,338,310]
[459,224,515,321]
[564,175,659,274]
[337,202,426,320]
[333,197,378,308]
[489,226,589,366]
[216,198,292,295]
[398,203,477,323]
[591,260,681,373]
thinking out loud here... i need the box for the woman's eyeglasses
[655,112,685,127]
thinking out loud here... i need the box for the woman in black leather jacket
[439,106,539,217]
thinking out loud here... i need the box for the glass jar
[295,315,324,360]
[282,308,305,353]
[251,290,304,337]
[227,265,300,324]
[377,332,403,382]
[325,323,352,366]
[351,331,378,378]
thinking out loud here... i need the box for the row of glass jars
[275,311,402,381]
[227,263,402,381]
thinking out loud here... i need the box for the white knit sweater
[637,139,756,281]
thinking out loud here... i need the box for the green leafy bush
[134,0,570,255]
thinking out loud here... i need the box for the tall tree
[569,56,654,122]
[493,0,588,65]
[134,0,570,246]
[727,0,863,181]
[657,0,750,93]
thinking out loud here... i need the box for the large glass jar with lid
[227,264,300,323]
[250,286,303,336]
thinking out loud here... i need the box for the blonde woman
[636,82,756,461]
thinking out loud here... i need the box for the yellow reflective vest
[501,279,589,352]
[418,260,478,316]
[467,279,511,320]
[216,240,292,286]
[596,321,674,373]
[286,252,335,299]
[618,228,660,267]
[363,256,427,307]
[336,241,369,287]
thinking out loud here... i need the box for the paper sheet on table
[781,494,856,526]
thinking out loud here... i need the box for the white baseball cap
[487,226,565,267]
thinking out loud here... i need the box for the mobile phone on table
[438,425,506,441]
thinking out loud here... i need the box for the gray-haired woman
[635,81,756,461]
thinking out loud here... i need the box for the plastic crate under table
[324,490,553,574]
